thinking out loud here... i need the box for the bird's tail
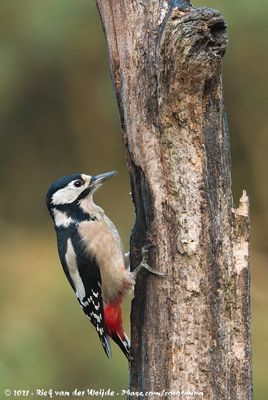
[111,331,132,361]
[104,302,132,361]
[100,334,112,359]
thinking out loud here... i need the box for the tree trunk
[96,1,252,399]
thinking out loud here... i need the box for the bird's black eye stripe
[74,179,84,188]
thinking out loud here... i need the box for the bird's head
[46,171,117,224]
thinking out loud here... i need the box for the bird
[46,171,164,360]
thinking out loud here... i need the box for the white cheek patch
[53,209,74,227]
[52,182,85,205]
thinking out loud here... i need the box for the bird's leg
[133,245,166,279]
[124,251,130,271]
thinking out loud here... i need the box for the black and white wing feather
[76,257,111,358]
[57,229,111,358]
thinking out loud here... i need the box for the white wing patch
[65,241,103,325]
[53,209,74,228]
[65,239,86,302]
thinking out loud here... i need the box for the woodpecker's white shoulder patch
[65,238,86,302]
[53,209,74,228]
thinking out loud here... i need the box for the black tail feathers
[111,332,132,361]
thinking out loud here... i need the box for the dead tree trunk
[96,1,252,398]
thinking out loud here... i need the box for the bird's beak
[90,171,117,188]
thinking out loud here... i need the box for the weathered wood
[96,1,252,398]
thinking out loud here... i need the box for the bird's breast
[78,219,128,303]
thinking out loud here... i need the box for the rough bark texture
[96,1,252,399]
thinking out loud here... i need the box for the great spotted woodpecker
[46,171,164,360]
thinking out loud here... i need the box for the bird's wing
[63,234,111,358]
[76,255,111,358]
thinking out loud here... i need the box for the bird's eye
[74,179,84,188]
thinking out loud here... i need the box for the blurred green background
[0,0,267,398]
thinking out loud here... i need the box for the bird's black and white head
[46,171,117,227]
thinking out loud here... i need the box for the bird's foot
[133,245,166,278]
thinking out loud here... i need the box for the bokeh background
[0,0,267,398]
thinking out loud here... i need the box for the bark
[96,1,252,399]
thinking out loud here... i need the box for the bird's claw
[141,243,154,259]
[133,244,166,278]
